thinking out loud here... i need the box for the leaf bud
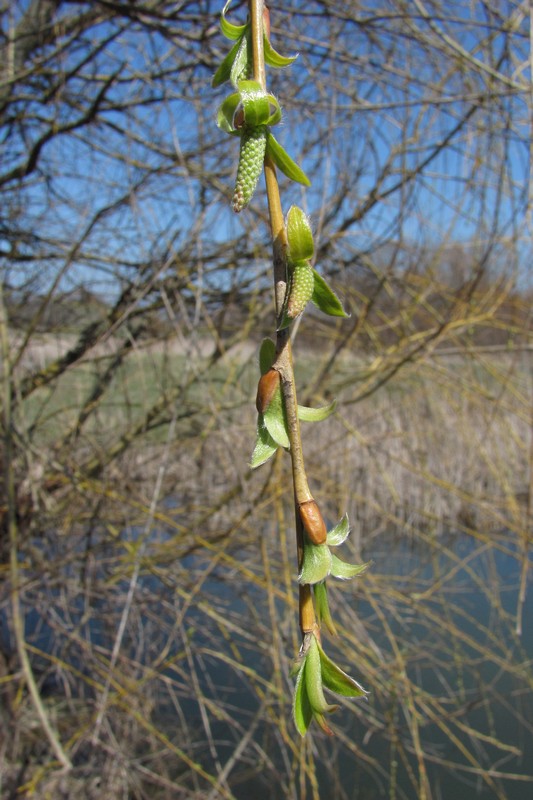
[255,367,280,414]
[299,499,327,545]
[286,205,314,261]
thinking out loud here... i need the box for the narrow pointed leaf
[314,581,337,635]
[229,35,250,86]
[330,553,371,581]
[298,540,332,585]
[266,132,311,186]
[220,0,247,39]
[250,417,278,468]
[293,658,313,736]
[305,636,339,715]
[263,34,298,67]
[311,269,349,317]
[212,39,242,87]
[298,398,337,422]
[326,514,350,547]
[259,338,276,374]
[317,641,367,698]
[217,92,241,133]
[313,711,335,736]
[263,386,289,448]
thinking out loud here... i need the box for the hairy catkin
[232,125,267,213]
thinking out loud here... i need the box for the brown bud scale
[299,499,327,545]
[256,368,280,414]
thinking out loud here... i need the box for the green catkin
[232,125,267,213]
[287,261,314,318]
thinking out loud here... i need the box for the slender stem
[249,0,317,635]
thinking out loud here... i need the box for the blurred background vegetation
[1,1,532,798]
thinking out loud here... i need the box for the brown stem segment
[249,0,317,636]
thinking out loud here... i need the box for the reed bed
[2,337,532,799]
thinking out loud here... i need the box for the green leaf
[289,653,305,679]
[237,81,281,127]
[263,385,289,448]
[326,514,350,547]
[266,133,311,187]
[311,269,349,317]
[298,398,337,422]
[293,658,313,736]
[314,581,337,635]
[217,92,241,133]
[317,640,367,698]
[263,33,298,67]
[286,205,314,261]
[220,0,247,40]
[305,636,339,715]
[212,39,242,88]
[250,417,278,468]
[313,711,335,736]
[330,553,371,581]
[259,338,276,374]
[298,540,332,585]
[229,35,250,87]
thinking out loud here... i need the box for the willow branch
[249,0,316,634]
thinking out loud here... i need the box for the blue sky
[2,0,531,296]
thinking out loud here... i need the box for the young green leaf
[298,540,332,584]
[250,417,278,468]
[266,132,311,186]
[220,0,247,40]
[286,205,314,261]
[259,337,276,375]
[330,554,371,581]
[212,39,242,88]
[297,398,337,422]
[263,34,298,67]
[217,92,242,134]
[263,384,289,448]
[314,581,337,635]
[229,34,251,86]
[317,640,367,698]
[293,658,313,736]
[311,269,349,317]
[305,636,339,715]
[238,80,281,127]
[326,514,350,547]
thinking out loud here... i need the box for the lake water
[10,527,533,799]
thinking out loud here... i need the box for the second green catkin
[286,261,314,319]
[232,125,267,213]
